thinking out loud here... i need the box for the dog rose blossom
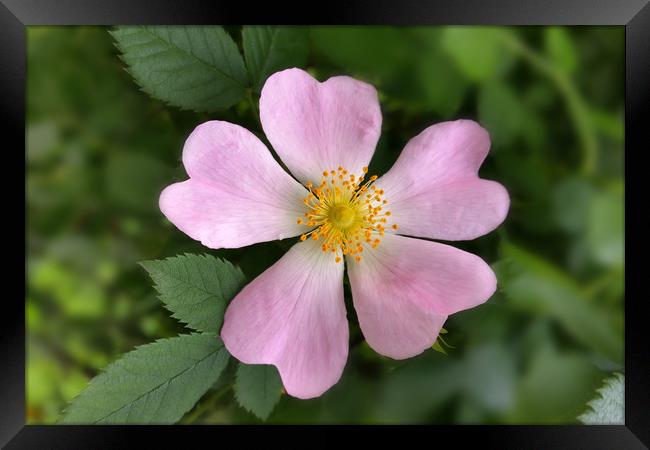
[159,68,510,399]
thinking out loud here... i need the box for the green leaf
[579,373,624,424]
[61,334,230,424]
[111,26,248,112]
[242,26,309,92]
[431,327,452,355]
[140,254,246,334]
[441,27,514,82]
[544,27,577,74]
[234,363,283,420]
[431,341,447,355]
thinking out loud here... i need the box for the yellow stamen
[295,166,396,263]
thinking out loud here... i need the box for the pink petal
[376,120,509,241]
[259,68,382,184]
[221,239,348,399]
[347,234,496,359]
[159,121,308,249]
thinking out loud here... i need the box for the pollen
[296,166,397,263]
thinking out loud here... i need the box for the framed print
[3,0,648,447]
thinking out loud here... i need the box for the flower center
[328,205,357,229]
[296,166,398,263]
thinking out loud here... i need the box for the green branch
[501,35,598,176]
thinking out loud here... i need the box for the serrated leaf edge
[234,363,282,421]
[139,253,246,334]
[578,373,624,424]
[109,26,248,113]
[60,332,223,423]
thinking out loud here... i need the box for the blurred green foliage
[26,25,624,424]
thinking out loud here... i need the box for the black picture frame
[4,0,648,447]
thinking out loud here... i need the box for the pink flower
[160,68,510,399]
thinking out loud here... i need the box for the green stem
[501,35,598,176]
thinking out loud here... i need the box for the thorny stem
[501,35,599,176]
